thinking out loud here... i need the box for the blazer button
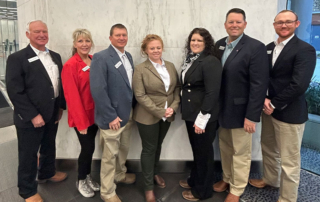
[52,98,54,100]
[188,99,190,102]
[188,83,191,86]
[51,86,53,88]
[188,89,191,92]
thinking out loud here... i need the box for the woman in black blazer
[179,28,222,201]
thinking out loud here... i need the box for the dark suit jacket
[90,45,135,129]
[181,53,222,123]
[266,35,316,124]
[6,44,66,128]
[214,34,269,129]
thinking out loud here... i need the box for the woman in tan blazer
[132,34,180,202]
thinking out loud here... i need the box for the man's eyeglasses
[273,20,297,27]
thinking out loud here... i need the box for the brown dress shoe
[179,180,191,189]
[154,175,166,188]
[213,180,229,192]
[249,179,267,188]
[37,171,67,183]
[224,193,240,202]
[101,194,121,202]
[182,190,199,201]
[25,193,43,202]
[117,173,136,184]
[145,190,156,202]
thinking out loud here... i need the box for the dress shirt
[111,44,133,87]
[272,34,295,66]
[149,58,170,121]
[221,34,243,67]
[30,44,59,98]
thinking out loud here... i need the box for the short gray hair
[26,20,47,33]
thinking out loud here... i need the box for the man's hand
[244,118,256,133]
[55,108,64,124]
[31,114,45,128]
[109,117,122,130]
[194,124,205,134]
[263,98,274,115]
[79,128,88,135]
[164,108,174,118]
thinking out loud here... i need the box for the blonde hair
[72,28,94,56]
[141,34,164,57]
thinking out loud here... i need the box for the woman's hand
[165,108,174,118]
[79,128,88,135]
[193,124,205,134]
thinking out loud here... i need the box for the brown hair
[140,34,164,57]
[275,10,298,21]
[110,24,127,36]
[71,28,94,56]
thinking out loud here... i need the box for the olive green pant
[137,120,171,191]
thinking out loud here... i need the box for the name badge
[28,56,39,63]
[267,50,272,54]
[219,46,225,50]
[115,61,122,69]
[82,66,90,71]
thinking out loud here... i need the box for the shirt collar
[274,34,295,46]
[149,58,165,68]
[111,44,126,57]
[225,33,243,48]
[30,44,49,55]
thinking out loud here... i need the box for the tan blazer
[132,59,180,125]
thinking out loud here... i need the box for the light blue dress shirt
[221,34,244,67]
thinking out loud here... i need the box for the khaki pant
[100,110,134,199]
[219,127,252,196]
[261,113,305,202]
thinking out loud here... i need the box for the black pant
[16,116,58,199]
[74,124,98,180]
[185,120,217,200]
[137,120,171,190]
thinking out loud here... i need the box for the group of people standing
[5,7,316,202]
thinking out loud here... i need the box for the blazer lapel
[26,45,52,84]
[165,61,175,90]
[223,35,246,68]
[273,35,298,70]
[109,46,131,88]
[145,60,163,82]
[184,53,206,83]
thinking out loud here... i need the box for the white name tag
[219,46,225,50]
[28,56,39,63]
[115,61,122,69]
[267,50,272,54]
[82,66,90,71]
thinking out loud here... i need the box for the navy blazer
[266,35,316,124]
[90,45,135,129]
[6,44,66,128]
[214,34,269,129]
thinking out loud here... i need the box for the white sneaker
[86,174,100,191]
[76,179,94,198]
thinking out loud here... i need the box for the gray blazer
[90,45,134,129]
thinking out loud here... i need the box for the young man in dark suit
[90,24,135,202]
[249,10,316,202]
[213,8,269,202]
[6,20,67,202]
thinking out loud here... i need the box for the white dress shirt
[30,44,59,98]
[272,34,295,66]
[149,58,170,121]
[111,44,133,87]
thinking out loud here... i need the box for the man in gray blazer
[90,24,135,202]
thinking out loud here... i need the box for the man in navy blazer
[90,24,136,202]
[213,8,269,202]
[249,10,316,202]
[6,20,67,202]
